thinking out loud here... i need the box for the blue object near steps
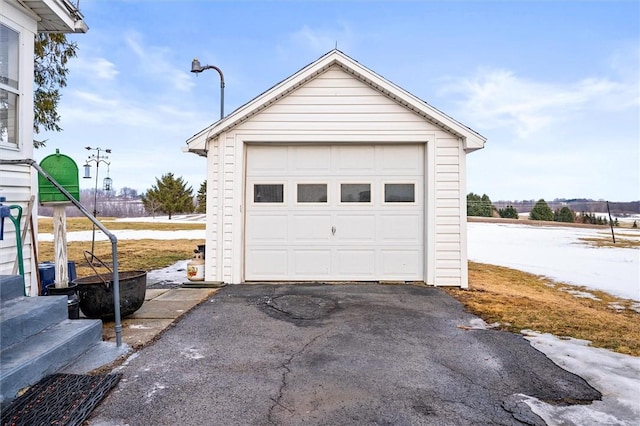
[0,197,25,292]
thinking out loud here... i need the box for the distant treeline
[492,199,639,216]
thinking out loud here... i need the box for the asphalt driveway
[89,284,600,425]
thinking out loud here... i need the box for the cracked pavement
[89,284,600,425]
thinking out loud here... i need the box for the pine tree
[498,205,519,219]
[141,173,194,219]
[529,199,554,221]
[554,206,575,223]
[196,181,206,214]
[467,193,494,217]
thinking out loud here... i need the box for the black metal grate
[1,373,121,426]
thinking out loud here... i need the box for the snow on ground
[146,259,190,286]
[522,331,640,425]
[38,229,205,242]
[111,214,206,223]
[39,215,207,242]
[468,222,640,301]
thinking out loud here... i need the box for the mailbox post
[38,149,80,289]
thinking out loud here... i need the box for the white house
[185,50,485,287]
[1,0,87,295]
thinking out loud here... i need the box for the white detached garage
[185,50,485,287]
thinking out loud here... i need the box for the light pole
[191,58,225,119]
[83,146,111,261]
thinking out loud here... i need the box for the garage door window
[297,184,327,203]
[254,184,284,203]
[341,183,371,203]
[385,184,415,203]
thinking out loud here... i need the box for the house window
[254,184,284,203]
[385,184,415,203]
[297,184,327,203]
[341,183,371,203]
[1,24,19,147]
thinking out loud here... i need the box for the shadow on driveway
[90,284,600,425]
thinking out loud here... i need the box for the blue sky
[36,0,639,202]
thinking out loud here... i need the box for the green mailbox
[38,149,80,203]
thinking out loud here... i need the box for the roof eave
[21,0,89,33]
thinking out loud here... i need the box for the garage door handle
[331,226,336,236]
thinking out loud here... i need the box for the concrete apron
[101,288,219,349]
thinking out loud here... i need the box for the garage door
[245,144,424,281]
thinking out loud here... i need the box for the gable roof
[185,50,486,156]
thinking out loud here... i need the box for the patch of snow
[468,222,640,301]
[112,214,206,223]
[146,259,190,286]
[522,331,640,426]
[558,287,600,300]
[38,229,205,242]
[608,303,626,311]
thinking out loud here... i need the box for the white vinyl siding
[234,67,438,136]
[435,137,463,285]
[1,9,38,295]
[202,65,470,286]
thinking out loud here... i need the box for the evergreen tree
[498,205,519,219]
[467,193,494,217]
[633,220,638,229]
[141,173,194,219]
[33,34,78,147]
[529,199,554,221]
[554,206,575,223]
[196,181,207,214]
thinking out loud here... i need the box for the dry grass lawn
[38,239,200,280]
[445,262,640,356]
[38,217,205,234]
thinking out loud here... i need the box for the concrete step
[0,318,103,403]
[0,275,24,302]
[0,295,68,348]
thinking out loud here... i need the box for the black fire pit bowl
[73,271,147,320]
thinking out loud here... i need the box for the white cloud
[440,66,638,138]
[124,31,194,93]
[71,57,119,80]
[278,22,356,60]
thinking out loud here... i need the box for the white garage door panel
[292,146,331,173]
[246,215,288,242]
[247,249,288,278]
[294,251,331,276]
[335,214,376,242]
[380,214,422,242]
[246,144,424,281]
[249,146,288,173]
[335,249,377,276]
[381,145,423,173]
[334,146,375,172]
[380,250,422,276]
[292,215,332,241]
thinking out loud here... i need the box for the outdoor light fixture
[191,58,225,120]
[83,146,112,261]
